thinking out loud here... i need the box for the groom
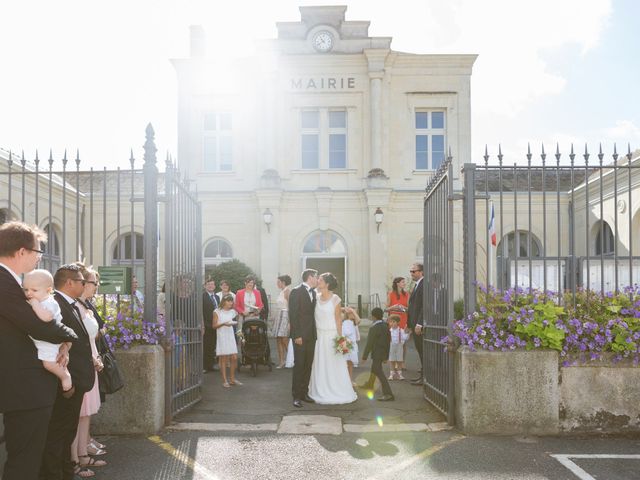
[289,268,318,408]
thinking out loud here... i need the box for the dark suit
[0,266,77,480]
[257,286,269,322]
[40,292,95,480]
[407,277,424,373]
[288,283,316,400]
[202,291,218,370]
[362,320,393,396]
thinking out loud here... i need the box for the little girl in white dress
[213,295,240,388]
[341,306,361,386]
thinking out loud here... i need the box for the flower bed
[95,296,165,350]
[446,286,640,365]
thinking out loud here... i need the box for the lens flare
[376,415,384,427]
[366,390,374,400]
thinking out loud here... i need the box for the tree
[205,259,258,293]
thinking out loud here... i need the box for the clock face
[313,31,334,52]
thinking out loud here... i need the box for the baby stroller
[240,319,272,376]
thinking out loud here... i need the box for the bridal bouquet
[333,335,353,355]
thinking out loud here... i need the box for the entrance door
[305,257,346,302]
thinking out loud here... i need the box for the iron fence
[463,143,638,315]
[0,124,203,423]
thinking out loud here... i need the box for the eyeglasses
[409,270,421,273]
[70,278,87,286]
[85,280,99,286]
[26,247,45,254]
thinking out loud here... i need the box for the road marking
[367,434,465,479]
[148,435,220,480]
[169,422,278,432]
[551,454,640,480]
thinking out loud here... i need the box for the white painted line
[344,423,429,433]
[551,454,640,480]
[427,422,454,432]
[169,422,278,432]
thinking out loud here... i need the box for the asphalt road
[2,324,639,479]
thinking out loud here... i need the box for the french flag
[488,203,497,246]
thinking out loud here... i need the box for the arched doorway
[301,230,347,302]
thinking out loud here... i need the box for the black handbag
[97,335,125,394]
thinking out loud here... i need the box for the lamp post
[263,208,273,233]
[374,207,384,233]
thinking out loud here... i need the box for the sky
[0,0,638,169]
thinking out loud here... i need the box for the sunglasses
[70,278,87,286]
[409,270,420,273]
[85,280,99,286]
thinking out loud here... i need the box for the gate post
[143,124,158,324]
[462,163,477,322]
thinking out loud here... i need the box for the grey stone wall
[92,345,165,435]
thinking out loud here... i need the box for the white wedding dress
[308,294,358,404]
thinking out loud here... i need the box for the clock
[312,31,334,52]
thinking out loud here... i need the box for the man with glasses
[407,263,425,386]
[0,221,77,480]
[40,264,96,480]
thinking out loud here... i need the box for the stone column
[369,72,383,170]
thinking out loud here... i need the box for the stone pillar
[369,72,383,170]
[256,190,283,294]
[364,188,392,303]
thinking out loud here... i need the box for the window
[40,224,61,273]
[415,110,446,170]
[497,231,542,259]
[204,238,233,266]
[595,221,615,255]
[203,112,233,172]
[112,233,145,287]
[300,109,347,169]
[303,230,346,254]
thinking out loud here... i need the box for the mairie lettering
[290,77,356,90]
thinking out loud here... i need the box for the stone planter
[560,354,640,433]
[455,347,560,435]
[92,344,164,435]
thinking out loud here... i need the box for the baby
[23,269,74,397]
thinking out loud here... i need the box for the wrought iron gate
[163,160,203,420]
[422,156,455,423]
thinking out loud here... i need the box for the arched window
[594,221,614,255]
[112,233,145,286]
[303,230,346,255]
[204,237,233,265]
[40,224,61,273]
[497,230,542,259]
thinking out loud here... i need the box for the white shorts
[31,337,61,362]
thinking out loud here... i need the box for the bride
[308,272,357,404]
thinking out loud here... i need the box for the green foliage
[454,299,465,320]
[205,259,258,293]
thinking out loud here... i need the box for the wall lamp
[263,208,273,233]
[374,207,384,233]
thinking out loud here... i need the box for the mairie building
[172,5,476,301]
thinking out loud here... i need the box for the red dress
[387,290,409,329]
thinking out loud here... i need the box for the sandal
[73,463,95,478]
[89,438,106,449]
[230,380,243,386]
[85,444,107,456]
[223,382,230,388]
[80,455,107,467]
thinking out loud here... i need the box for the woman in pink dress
[71,265,106,478]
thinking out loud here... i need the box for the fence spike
[569,143,575,165]
[526,143,532,164]
[47,149,53,167]
[540,143,546,164]
[497,144,503,165]
[613,143,618,162]
[75,149,81,167]
[555,143,561,164]
[584,144,589,165]
[34,149,40,166]
[8,150,12,164]
[483,145,489,164]
[20,150,26,167]
[62,149,68,166]
[129,148,135,167]
[627,143,633,162]
[598,143,604,164]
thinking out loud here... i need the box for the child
[23,269,74,398]
[360,307,394,401]
[341,306,361,386]
[213,294,241,388]
[387,315,409,380]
